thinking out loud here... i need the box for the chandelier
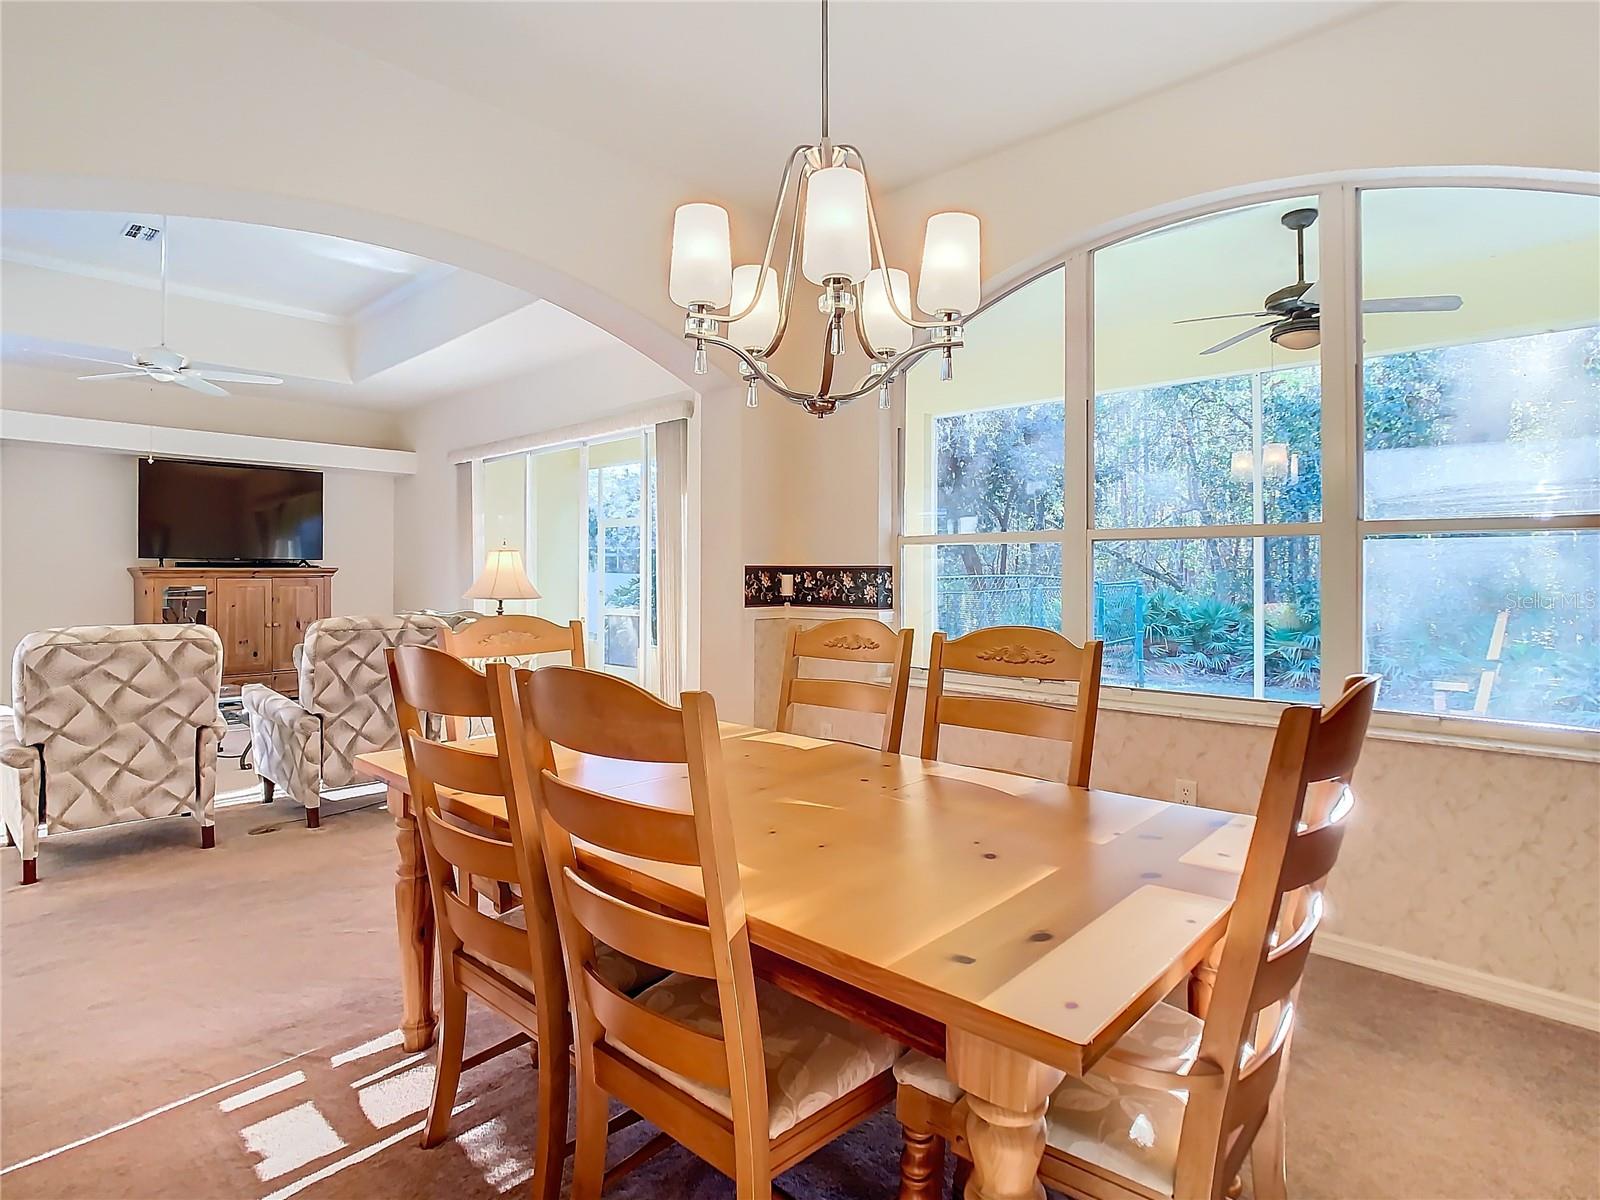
[667,0,981,418]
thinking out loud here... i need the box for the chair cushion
[462,906,670,997]
[614,973,901,1138]
[895,1001,1202,1198]
[893,1048,963,1103]
[1044,1002,1200,1196]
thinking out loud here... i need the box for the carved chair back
[774,617,914,753]
[921,626,1103,787]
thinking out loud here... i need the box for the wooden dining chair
[436,615,586,739]
[920,627,1104,787]
[519,666,901,1199]
[386,647,664,1200]
[774,617,915,753]
[893,674,1380,1200]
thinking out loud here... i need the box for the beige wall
[0,440,396,703]
[753,613,1599,1005]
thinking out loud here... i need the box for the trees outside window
[901,182,1599,734]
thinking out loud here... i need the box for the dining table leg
[946,1029,1065,1200]
[388,783,437,1051]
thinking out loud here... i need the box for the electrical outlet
[1175,778,1198,806]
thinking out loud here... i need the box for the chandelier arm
[721,145,812,325]
[838,144,958,331]
[829,336,963,404]
[694,330,962,408]
[851,279,875,359]
[759,175,807,360]
[696,335,816,403]
[817,315,838,397]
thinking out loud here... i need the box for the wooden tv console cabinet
[130,566,336,696]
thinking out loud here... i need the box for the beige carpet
[2,799,1596,1200]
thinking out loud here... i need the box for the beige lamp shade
[465,545,540,614]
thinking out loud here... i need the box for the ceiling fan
[67,218,284,397]
[1177,208,1463,356]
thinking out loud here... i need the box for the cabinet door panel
[216,578,272,674]
[271,578,323,672]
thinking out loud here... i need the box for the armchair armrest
[241,685,322,813]
[0,706,37,770]
[0,706,41,869]
[242,685,317,733]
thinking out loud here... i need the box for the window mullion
[1318,183,1364,706]
[1063,251,1092,642]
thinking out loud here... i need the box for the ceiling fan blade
[174,372,230,398]
[1174,312,1275,325]
[191,370,284,385]
[1363,294,1463,314]
[77,371,147,382]
[1300,282,1320,307]
[1200,322,1277,355]
[60,353,139,369]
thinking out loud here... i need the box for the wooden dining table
[356,724,1251,1200]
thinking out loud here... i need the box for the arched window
[900,180,1599,738]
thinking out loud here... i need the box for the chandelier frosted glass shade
[669,203,733,308]
[728,265,781,351]
[801,167,872,284]
[917,212,982,316]
[861,267,913,354]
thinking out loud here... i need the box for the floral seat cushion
[613,972,901,1138]
[894,999,1203,1197]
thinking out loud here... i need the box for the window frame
[897,174,1600,757]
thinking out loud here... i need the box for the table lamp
[465,544,540,615]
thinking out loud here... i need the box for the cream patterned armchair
[0,624,225,884]
[242,615,444,826]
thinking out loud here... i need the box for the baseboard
[1313,933,1600,1033]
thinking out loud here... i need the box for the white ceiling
[0,210,661,410]
[1,300,635,410]
[1,211,448,321]
[270,0,1371,209]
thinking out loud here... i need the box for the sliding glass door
[476,429,659,688]
[585,434,653,683]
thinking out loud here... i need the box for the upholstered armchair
[0,624,225,884]
[242,615,444,826]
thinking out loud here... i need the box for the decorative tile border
[744,565,893,610]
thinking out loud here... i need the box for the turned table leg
[946,1029,1064,1200]
[388,784,437,1051]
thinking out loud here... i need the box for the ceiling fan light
[801,167,871,285]
[917,212,980,316]
[861,267,913,355]
[728,265,781,352]
[669,203,733,308]
[1271,319,1321,352]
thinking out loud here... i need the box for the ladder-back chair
[521,666,900,1198]
[774,617,914,752]
[921,627,1104,786]
[894,674,1380,1200]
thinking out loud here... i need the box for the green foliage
[934,326,1597,724]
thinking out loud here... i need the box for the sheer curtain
[654,418,689,701]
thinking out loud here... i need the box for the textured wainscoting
[754,613,1600,1025]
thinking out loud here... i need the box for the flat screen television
[138,459,324,563]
